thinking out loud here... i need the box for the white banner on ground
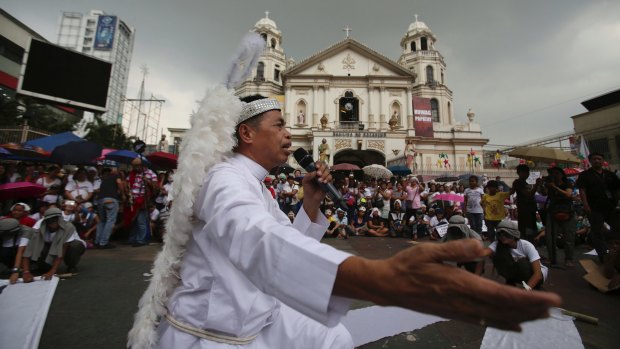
[0,277,59,349]
[481,309,584,349]
[341,306,444,347]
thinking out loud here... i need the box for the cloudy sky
[3,0,619,147]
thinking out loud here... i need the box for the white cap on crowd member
[10,202,31,212]
[394,199,402,206]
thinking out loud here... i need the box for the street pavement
[31,236,620,349]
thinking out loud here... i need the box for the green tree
[0,96,79,133]
[84,115,131,149]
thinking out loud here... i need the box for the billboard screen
[413,97,434,138]
[94,15,117,50]
[17,39,112,112]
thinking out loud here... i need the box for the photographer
[542,167,576,268]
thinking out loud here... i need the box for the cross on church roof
[414,13,419,22]
[343,26,352,38]
[265,10,270,19]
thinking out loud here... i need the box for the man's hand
[42,270,56,280]
[334,239,562,332]
[22,271,34,283]
[302,161,333,220]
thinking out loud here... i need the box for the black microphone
[293,148,348,210]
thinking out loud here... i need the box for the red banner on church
[413,97,433,138]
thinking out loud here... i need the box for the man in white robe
[144,96,561,349]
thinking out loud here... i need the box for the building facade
[172,14,489,173]
[572,89,620,169]
[57,10,135,125]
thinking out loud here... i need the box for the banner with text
[94,16,117,50]
[413,97,433,138]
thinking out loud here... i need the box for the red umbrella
[146,152,178,169]
[0,182,47,201]
[563,168,583,176]
[331,163,361,171]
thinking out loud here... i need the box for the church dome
[255,12,277,29]
[407,14,430,32]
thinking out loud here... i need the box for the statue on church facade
[297,110,305,125]
[389,111,400,130]
[318,138,330,162]
[320,114,328,129]
[405,140,416,171]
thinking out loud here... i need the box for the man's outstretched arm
[333,239,561,331]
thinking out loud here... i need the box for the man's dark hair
[469,175,478,182]
[486,180,499,188]
[515,164,530,173]
[588,152,604,161]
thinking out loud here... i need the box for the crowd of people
[267,152,620,289]
[1,152,618,291]
[0,158,173,282]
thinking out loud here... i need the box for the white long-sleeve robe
[158,154,354,348]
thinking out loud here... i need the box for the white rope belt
[165,313,259,345]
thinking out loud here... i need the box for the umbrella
[25,131,84,152]
[0,143,50,159]
[146,152,178,169]
[0,182,47,201]
[50,140,103,164]
[104,150,143,164]
[434,175,459,183]
[508,146,580,164]
[564,168,583,176]
[433,193,465,203]
[0,146,11,156]
[331,163,361,171]
[362,164,393,179]
[388,165,412,176]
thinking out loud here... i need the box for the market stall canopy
[508,146,580,164]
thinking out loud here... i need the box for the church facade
[235,14,488,172]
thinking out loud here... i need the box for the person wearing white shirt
[64,168,94,205]
[129,93,559,348]
[481,220,547,290]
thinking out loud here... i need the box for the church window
[426,66,434,83]
[431,98,440,122]
[256,62,265,81]
[447,101,451,119]
[441,70,444,84]
[345,91,354,98]
[270,38,277,49]
[421,37,428,50]
[411,41,416,52]
[260,33,267,42]
[274,68,280,82]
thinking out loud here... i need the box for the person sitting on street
[6,202,36,228]
[481,220,548,290]
[61,200,77,224]
[429,208,448,240]
[388,199,407,238]
[442,215,483,275]
[21,207,86,279]
[1,218,35,283]
[350,206,368,236]
[367,207,388,237]
[76,202,99,247]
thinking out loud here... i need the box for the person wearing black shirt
[575,152,620,262]
[511,165,542,242]
[544,167,576,267]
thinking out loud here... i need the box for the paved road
[33,236,619,349]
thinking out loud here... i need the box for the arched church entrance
[334,149,385,168]
[339,91,359,129]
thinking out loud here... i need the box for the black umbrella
[50,140,103,165]
[434,175,459,183]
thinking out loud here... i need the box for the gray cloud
[3,0,619,146]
